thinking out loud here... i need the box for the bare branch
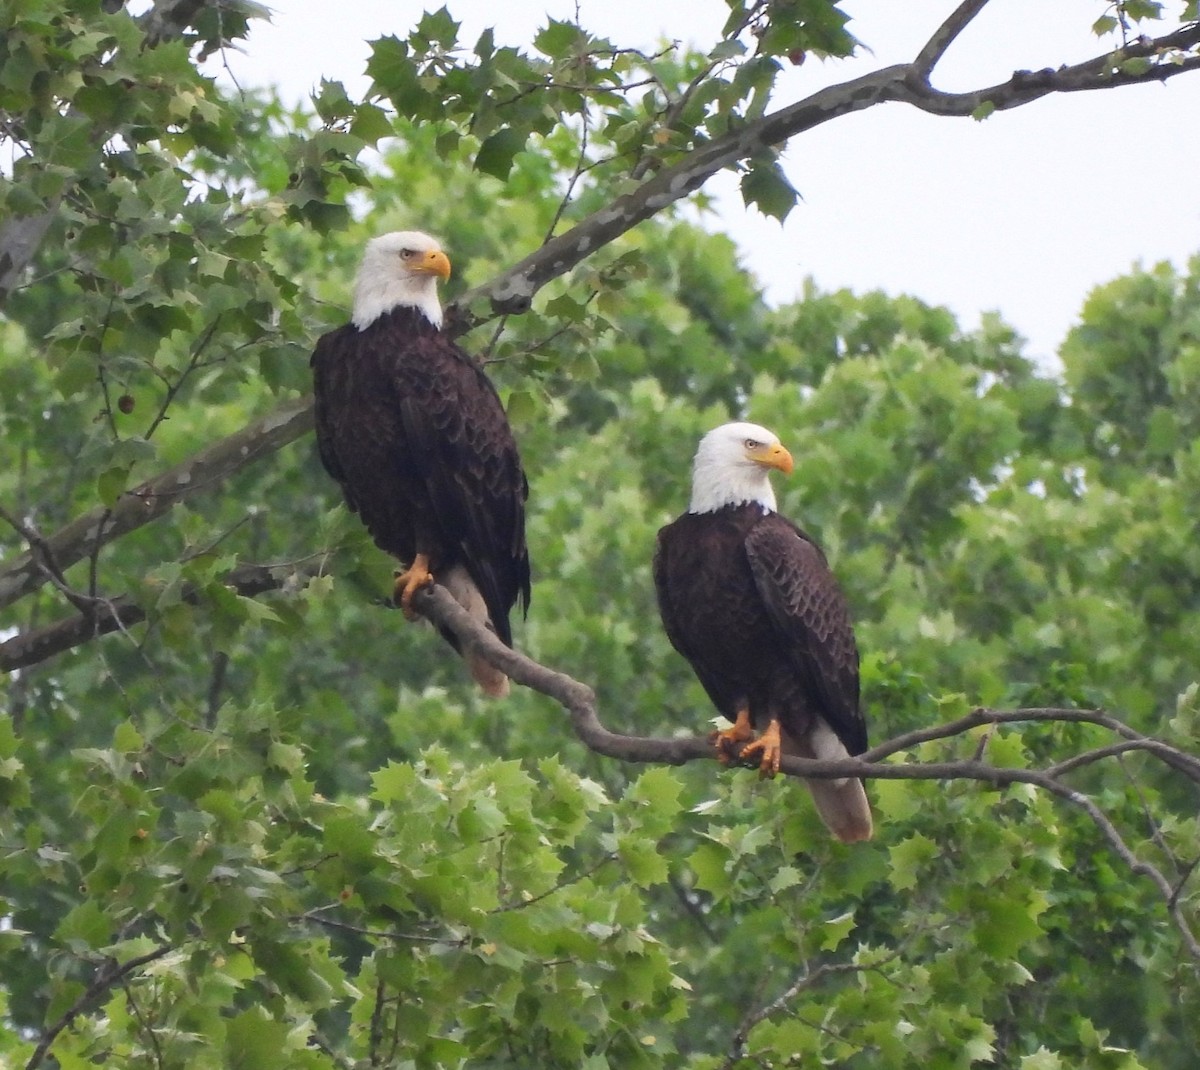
[898,22,1200,117]
[912,0,992,78]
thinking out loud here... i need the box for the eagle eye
[399,248,415,259]
[744,438,760,449]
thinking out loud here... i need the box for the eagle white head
[688,421,795,515]
[352,230,451,330]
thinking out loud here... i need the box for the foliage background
[2,1,1199,1067]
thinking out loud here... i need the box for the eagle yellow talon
[709,706,755,765]
[393,554,434,618]
[738,718,782,779]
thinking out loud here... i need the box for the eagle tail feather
[804,777,874,844]
[782,723,874,843]
[441,566,510,698]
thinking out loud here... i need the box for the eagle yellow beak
[415,248,452,281]
[750,441,794,475]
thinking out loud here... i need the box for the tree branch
[447,18,1200,330]
[26,944,173,1070]
[0,395,313,612]
[0,555,328,673]
[911,0,992,78]
[408,582,1200,961]
[898,22,1200,116]
[721,948,907,1069]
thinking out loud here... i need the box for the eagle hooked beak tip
[418,249,452,281]
[753,442,794,476]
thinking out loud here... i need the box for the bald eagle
[311,231,530,696]
[653,422,872,843]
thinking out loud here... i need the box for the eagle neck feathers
[687,463,777,516]
[352,277,443,332]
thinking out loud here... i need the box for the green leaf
[1020,1047,1064,1070]
[534,18,585,57]
[888,832,937,892]
[371,761,418,805]
[55,899,112,951]
[1118,56,1153,77]
[113,721,143,753]
[475,126,527,179]
[415,6,460,50]
[972,100,996,121]
[740,159,798,222]
[349,102,395,145]
[225,1007,292,1070]
[506,388,538,426]
[976,894,1047,958]
[820,910,856,951]
[688,842,732,898]
[96,465,131,508]
[618,834,669,888]
[709,40,747,62]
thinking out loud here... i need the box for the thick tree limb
[410,582,1200,961]
[0,395,313,613]
[449,16,1200,330]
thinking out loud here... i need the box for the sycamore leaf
[889,832,937,892]
[475,126,527,179]
[740,159,798,221]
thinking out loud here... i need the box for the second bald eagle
[654,423,872,842]
[311,231,530,696]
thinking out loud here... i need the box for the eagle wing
[653,520,743,717]
[395,335,531,640]
[743,516,867,755]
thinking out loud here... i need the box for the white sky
[217,0,1200,365]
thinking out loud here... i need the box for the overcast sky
[216,0,1200,366]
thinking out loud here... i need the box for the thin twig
[490,852,617,913]
[293,909,468,946]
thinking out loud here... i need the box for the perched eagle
[653,422,872,843]
[310,231,531,696]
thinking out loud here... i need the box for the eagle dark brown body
[654,504,865,758]
[311,305,530,658]
[654,445,872,845]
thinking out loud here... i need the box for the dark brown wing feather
[654,508,770,719]
[311,308,530,645]
[743,513,865,755]
[654,521,739,714]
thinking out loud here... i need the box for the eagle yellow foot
[393,554,434,619]
[709,707,754,766]
[738,718,783,779]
